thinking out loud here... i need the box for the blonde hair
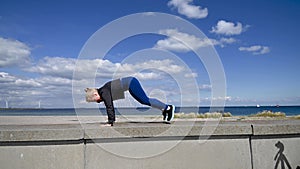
[85,88,98,102]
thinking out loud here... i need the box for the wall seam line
[249,124,254,169]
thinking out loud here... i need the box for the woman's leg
[121,77,167,110]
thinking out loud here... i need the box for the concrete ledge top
[0,116,299,142]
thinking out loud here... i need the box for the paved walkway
[0,115,299,126]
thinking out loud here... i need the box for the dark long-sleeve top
[97,78,125,123]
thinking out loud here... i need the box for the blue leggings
[121,77,167,110]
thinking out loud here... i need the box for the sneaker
[166,105,175,122]
[103,121,114,127]
[162,109,167,121]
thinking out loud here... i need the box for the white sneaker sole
[167,105,175,122]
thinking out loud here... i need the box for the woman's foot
[162,105,175,123]
[103,121,114,127]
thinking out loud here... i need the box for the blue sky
[0,0,299,108]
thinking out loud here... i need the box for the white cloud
[218,37,238,48]
[168,0,208,19]
[0,72,15,83]
[38,76,72,86]
[184,72,198,78]
[134,72,162,80]
[239,45,270,55]
[199,84,211,91]
[220,37,237,44]
[26,57,119,79]
[15,79,42,87]
[27,56,186,80]
[200,96,232,105]
[259,46,271,54]
[1,47,201,108]
[0,71,71,93]
[211,20,248,36]
[155,29,218,52]
[25,56,202,108]
[0,37,31,67]
[154,29,236,52]
[26,56,76,79]
[0,71,74,108]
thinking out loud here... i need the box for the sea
[0,106,299,116]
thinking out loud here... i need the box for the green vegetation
[174,112,232,119]
[291,115,300,120]
[173,110,299,119]
[249,110,286,118]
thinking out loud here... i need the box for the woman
[85,76,175,126]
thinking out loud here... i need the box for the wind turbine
[38,100,41,109]
[5,99,8,109]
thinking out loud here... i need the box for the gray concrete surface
[0,144,84,169]
[252,137,300,169]
[86,139,251,169]
[0,116,299,169]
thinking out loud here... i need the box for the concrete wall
[0,118,299,169]
[0,144,84,169]
[252,137,300,169]
[85,138,251,169]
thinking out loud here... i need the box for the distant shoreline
[1,106,299,117]
[1,105,300,109]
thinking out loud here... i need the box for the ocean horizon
[0,106,299,116]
